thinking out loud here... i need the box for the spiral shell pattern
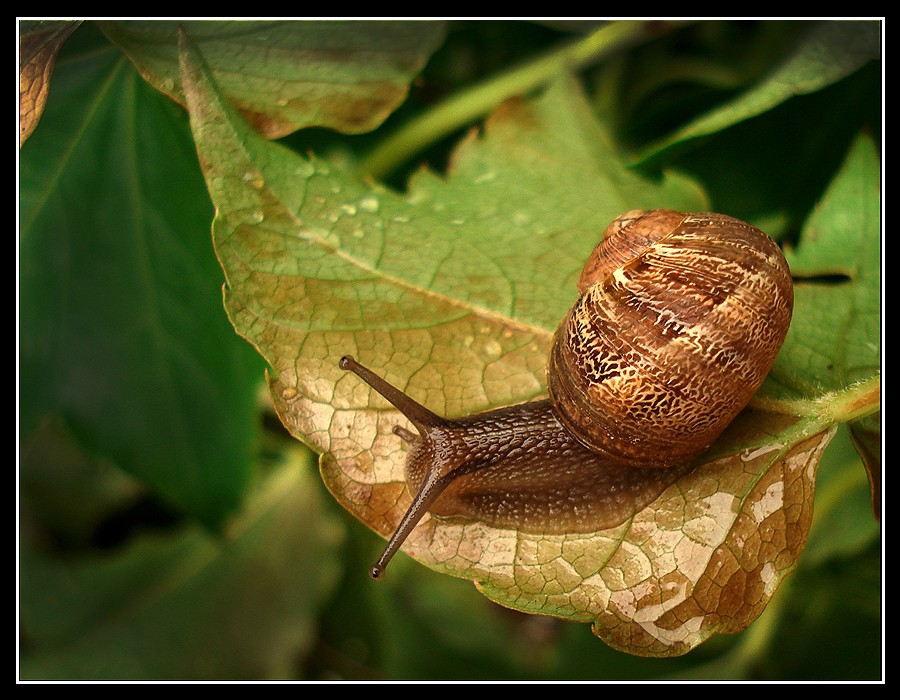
[548,209,793,469]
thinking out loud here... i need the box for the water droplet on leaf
[295,161,314,178]
[482,339,503,360]
[358,195,380,213]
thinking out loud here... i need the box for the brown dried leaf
[18,21,79,146]
[849,413,881,522]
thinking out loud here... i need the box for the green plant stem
[752,374,881,424]
[359,20,683,180]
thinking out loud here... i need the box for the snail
[340,209,794,580]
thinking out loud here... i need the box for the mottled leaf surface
[179,32,879,656]
[102,20,446,138]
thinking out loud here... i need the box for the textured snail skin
[401,399,689,533]
[341,209,794,578]
[340,356,689,580]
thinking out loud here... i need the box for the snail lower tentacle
[369,469,458,580]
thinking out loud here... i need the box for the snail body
[341,209,793,579]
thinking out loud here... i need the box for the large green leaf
[178,30,879,657]
[776,133,881,392]
[767,133,882,519]
[19,45,262,525]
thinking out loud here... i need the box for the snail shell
[340,209,794,578]
[549,209,794,468]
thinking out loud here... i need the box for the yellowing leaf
[178,30,879,657]
[102,20,446,138]
[476,417,833,656]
